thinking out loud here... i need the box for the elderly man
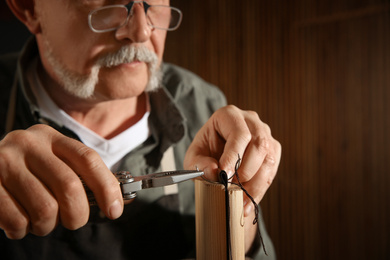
[0,0,281,259]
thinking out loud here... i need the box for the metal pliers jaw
[85,170,204,205]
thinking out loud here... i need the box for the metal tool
[84,170,204,205]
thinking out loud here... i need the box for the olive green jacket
[0,38,275,259]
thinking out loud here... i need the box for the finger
[184,129,225,181]
[237,140,268,182]
[27,151,90,230]
[0,184,30,239]
[242,154,279,216]
[51,134,123,220]
[237,137,270,183]
[24,125,89,229]
[1,164,59,237]
[235,110,274,181]
[0,128,59,236]
[213,106,252,176]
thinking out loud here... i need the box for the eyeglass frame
[88,1,183,33]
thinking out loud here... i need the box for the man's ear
[6,0,41,34]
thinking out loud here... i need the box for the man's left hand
[184,105,281,216]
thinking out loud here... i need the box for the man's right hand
[0,124,123,239]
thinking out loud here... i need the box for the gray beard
[44,43,162,99]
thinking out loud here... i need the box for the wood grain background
[1,0,389,259]
[165,0,390,259]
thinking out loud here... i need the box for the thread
[219,170,232,260]
[201,155,267,258]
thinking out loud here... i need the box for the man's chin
[92,83,148,100]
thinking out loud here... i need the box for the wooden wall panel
[2,1,389,259]
[289,6,390,259]
[165,1,390,259]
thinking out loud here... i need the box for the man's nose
[115,2,152,43]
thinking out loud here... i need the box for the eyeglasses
[88,1,182,33]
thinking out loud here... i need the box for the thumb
[184,148,221,182]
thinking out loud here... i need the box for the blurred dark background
[0,1,31,55]
[2,1,390,259]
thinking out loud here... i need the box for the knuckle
[257,136,270,149]
[6,216,29,235]
[2,130,31,147]
[28,124,54,134]
[249,115,271,135]
[62,212,88,230]
[266,175,274,186]
[30,201,58,236]
[251,137,271,157]
[102,184,121,202]
[223,104,239,113]
[62,177,83,196]
[216,105,241,119]
[223,156,240,173]
[240,129,252,144]
[65,221,87,231]
[9,216,29,232]
[239,169,252,181]
[61,211,88,231]
[265,155,276,165]
[237,130,253,147]
[31,227,53,237]
[0,150,25,182]
[214,105,239,121]
[35,200,58,222]
[260,122,271,135]
[0,150,14,173]
[1,129,45,153]
[246,110,259,119]
[31,227,51,237]
[76,146,102,171]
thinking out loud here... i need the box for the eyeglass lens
[90,4,181,32]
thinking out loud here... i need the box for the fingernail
[109,199,122,219]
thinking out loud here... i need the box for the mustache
[97,45,158,68]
